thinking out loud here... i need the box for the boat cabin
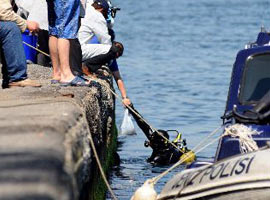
[216,31,270,161]
[159,31,270,200]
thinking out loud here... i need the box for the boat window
[239,53,270,104]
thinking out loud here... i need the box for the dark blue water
[107,0,270,199]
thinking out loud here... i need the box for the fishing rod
[22,41,50,58]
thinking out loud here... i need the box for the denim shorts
[47,0,80,39]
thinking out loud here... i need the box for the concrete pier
[0,65,117,200]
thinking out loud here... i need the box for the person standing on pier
[47,0,90,86]
[0,0,41,88]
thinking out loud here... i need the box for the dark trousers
[83,43,120,72]
[37,30,51,67]
[69,38,83,76]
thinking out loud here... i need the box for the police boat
[158,29,270,200]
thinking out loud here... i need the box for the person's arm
[113,70,131,106]
[26,20,39,33]
[0,0,39,33]
[127,105,153,140]
[0,0,27,32]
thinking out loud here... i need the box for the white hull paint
[158,148,270,200]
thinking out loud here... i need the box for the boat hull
[158,148,270,200]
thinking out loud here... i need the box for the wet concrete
[0,64,117,200]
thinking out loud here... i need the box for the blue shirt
[109,59,119,72]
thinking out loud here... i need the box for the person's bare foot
[52,73,61,82]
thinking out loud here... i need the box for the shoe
[8,79,41,88]
[60,76,90,87]
[51,79,60,84]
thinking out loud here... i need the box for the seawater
[107,0,270,199]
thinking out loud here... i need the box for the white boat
[158,29,270,200]
[158,148,270,200]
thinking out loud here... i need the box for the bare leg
[49,36,61,80]
[58,38,75,82]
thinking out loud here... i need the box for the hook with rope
[23,40,195,163]
[107,87,197,165]
[23,41,219,199]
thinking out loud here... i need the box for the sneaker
[8,79,41,88]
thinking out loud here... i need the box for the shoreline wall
[0,64,118,200]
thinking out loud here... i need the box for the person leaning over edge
[47,0,90,86]
[78,0,112,62]
[78,0,131,106]
[0,0,41,88]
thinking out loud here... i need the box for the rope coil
[223,124,261,153]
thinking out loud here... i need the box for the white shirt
[87,0,94,4]
[15,0,48,30]
[78,3,112,60]
[79,4,111,45]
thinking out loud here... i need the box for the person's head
[92,0,109,19]
[110,41,124,58]
[114,41,124,58]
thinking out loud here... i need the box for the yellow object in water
[180,151,196,164]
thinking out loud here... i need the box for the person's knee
[5,22,21,35]
[0,22,20,40]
